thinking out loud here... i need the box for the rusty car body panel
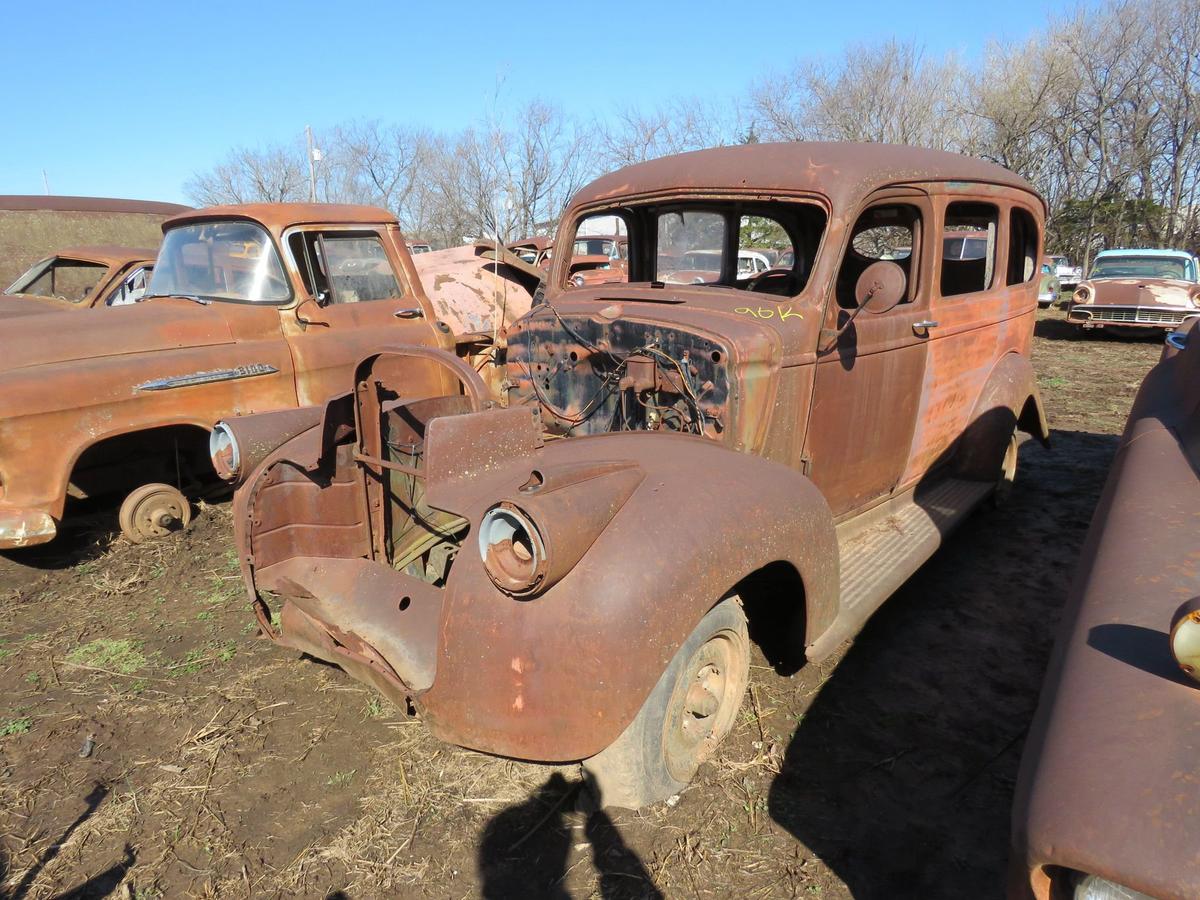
[1066,248,1200,333]
[0,203,531,549]
[1,245,156,314]
[232,142,1050,780]
[1009,318,1200,900]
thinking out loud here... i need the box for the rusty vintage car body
[227,142,1050,808]
[1067,248,1200,334]
[1009,318,1200,900]
[0,203,531,549]
[1,245,156,315]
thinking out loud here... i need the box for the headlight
[1074,286,1091,303]
[570,273,586,288]
[478,503,547,596]
[1071,873,1154,899]
[1170,598,1200,682]
[209,422,241,481]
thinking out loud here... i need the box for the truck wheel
[118,483,192,543]
[582,597,749,809]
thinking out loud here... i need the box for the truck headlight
[1074,286,1091,303]
[478,503,546,596]
[209,422,241,481]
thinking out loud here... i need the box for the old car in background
[507,236,553,268]
[1037,257,1061,308]
[405,240,433,254]
[1047,253,1083,289]
[1066,248,1200,335]
[0,203,531,550]
[2,246,155,313]
[224,142,1049,810]
[1010,318,1200,900]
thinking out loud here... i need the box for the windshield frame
[1090,255,1191,281]
[148,218,295,306]
[5,256,109,302]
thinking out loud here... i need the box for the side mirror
[855,260,906,314]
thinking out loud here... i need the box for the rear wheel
[118,483,191,543]
[582,597,749,809]
[991,431,1019,508]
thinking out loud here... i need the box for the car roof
[48,245,156,267]
[163,203,396,233]
[569,142,1041,212]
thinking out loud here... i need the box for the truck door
[281,227,442,406]
[801,194,934,517]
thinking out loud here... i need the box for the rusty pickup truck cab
[227,143,1050,808]
[0,203,530,549]
[1009,319,1200,900]
[1,246,156,315]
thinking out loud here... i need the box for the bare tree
[185,141,310,205]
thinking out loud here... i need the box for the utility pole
[305,126,320,202]
[41,169,50,195]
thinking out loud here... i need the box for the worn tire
[582,597,749,810]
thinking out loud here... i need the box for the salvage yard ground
[0,309,1164,899]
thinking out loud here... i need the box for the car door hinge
[800,455,812,477]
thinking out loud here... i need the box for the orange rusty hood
[0,295,75,319]
[1083,277,1199,309]
[0,298,235,371]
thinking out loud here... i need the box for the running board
[806,478,994,661]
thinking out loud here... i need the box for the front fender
[418,430,839,762]
[955,351,1050,481]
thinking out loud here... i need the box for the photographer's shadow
[477,772,662,900]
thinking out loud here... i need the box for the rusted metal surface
[233,143,1051,776]
[0,203,501,549]
[411,243,536,335]
[1009,318,1200,900]
[2,245,156,312]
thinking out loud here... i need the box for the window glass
[566,213,630,288]
[656,211,726,284]
[1090,256,1188,280]
[738,214,792,281]
[1007,208,1038,285]
[837,204,920,308]
[320,235,402,303]
[941,202,998,297]
[150,221,290,303]
[106,266,152,306]
[10,259,107,302]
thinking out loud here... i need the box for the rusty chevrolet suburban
[0,203,531,548]
[1009,318,1200,900]
[224,143,1050,808]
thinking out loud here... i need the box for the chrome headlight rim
[478,502,547,597]
[209,422,241,482]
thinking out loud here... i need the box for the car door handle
[394,307,425,319]
[912,320,939,334]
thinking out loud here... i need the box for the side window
[656,210,726,284]
[836,204,919,309]
[106,266,152,306]
[941,202,998,297]
[1007,207,1038,285]
[288,232,402,304]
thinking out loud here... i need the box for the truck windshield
[149,221,291,303]
[1090,256,1190,281]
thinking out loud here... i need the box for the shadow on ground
[767,431,1118,897]
[477,773,662,900]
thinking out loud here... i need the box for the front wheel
[582,597,750,809]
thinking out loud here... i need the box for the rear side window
[1007,208,1039,285]
[941,202,998,297]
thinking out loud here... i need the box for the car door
[801,193,934,518]
[280,226,439,406]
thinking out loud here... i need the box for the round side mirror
[1170,597,1200,683]
[855,261,906,315]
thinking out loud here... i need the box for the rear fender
[956,352,1049,480]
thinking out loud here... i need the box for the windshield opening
[149,221,292,303]
[1090,256,1189,281]
[7,258,107,302]
[565,200,826,297]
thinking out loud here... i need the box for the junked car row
[3,141,1197,894]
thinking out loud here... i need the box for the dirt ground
[0,309,1165,900]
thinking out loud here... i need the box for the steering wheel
[748,269,801,296]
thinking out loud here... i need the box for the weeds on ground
[0,717,32,737]
[66,638,147,674]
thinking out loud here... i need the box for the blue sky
[0,0,1094,204]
